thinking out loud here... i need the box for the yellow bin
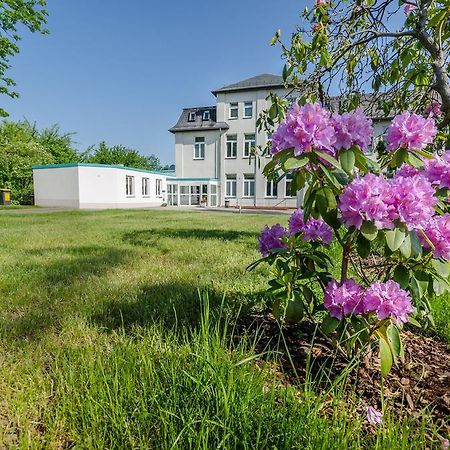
[0,188,11,206]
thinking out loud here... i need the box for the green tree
[0,0,48,117]
[265,0,450,132]
[82,142,162,170]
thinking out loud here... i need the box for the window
[243,174,255,197]
[225,174,237,198]
[244,101,253,118]
[142,177,149,196]
[203,110,210,121]
[266,180,278,197]
[243,134,256,158]
[226,135,237,158]
[285,174,295,197]
[126,175,134,197]
[194,137,205,159]
[156,179,162,197]
[188,111,196,122]
[229,103,238,119]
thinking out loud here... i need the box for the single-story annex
[32,163,172,209]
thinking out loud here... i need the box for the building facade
[169,74,391,208]
[33,163,170,209]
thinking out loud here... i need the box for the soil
[235,312,450,430]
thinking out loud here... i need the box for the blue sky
[2,0,305,164]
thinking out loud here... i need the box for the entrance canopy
[167,178,219,207]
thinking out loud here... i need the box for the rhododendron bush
[251,102,450,375]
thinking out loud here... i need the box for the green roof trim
[168,177,219,182]
[32,163,172,176]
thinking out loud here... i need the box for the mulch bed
[235,311,450,430]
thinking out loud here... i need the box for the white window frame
[229,103,238,120]
[194,137,205,160]
[225,174,237,198]
[243,134,256,158]
[126,175,135,197]
[266,180,278,198]
[243,101,253,119]
[142,177,150,197]
[156,179,162,197]
[285,174,295,198]
[243,174,255,198]
[226,135,237,159]
[188,111,196,122]
[203,110,210,121]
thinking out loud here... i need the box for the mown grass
[0,209,448,448]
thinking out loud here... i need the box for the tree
[0,0,48,117]
[82,142,163,171]
[266,0,450,134]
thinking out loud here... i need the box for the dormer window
[203,110,210,121]
[188,111,196,122]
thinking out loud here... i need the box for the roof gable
[211,74,284,95]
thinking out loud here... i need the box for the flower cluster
[258,224,287,257]
[386,111,436,152]
[270,103,335,156]
[324,279,413,324]
[404,3,417,15]
[395,163,420,178]
[390,175,436,230]
[270,103,373,156]
[338,173,396,229]
[421,214,450,260]
[424,100,442,118]
[424,151,450,189]
[288,209,333,244]
[332,109,374,152]
[324,279,365,320]
[339,173,436,230]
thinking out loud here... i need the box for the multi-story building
[168,74,390,208]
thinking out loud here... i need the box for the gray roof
[326,94,393,120]
[211,74,284,96]
[169,106,229,133]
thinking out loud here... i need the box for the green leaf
[339,149,355,175]
[432,259,450,278]
[321,315,340,334]
[385,228,406,252]
[360,221,378,241]
[314,150,341,170]
[282,156,309,171]
[391,148,408,168]
[399,233,411,259]
[393,265,409,289]
[379,336,393,376]
[284,297,304,323]
[316,187,337,216]
[409,230,422,258]
[356,233,371,259]
[386,324,402,360]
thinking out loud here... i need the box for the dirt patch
[235,312,450,430]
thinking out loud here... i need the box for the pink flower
[395,163,421,178]
[315,0,325,6]
[386,111,437,152]
[258,224,287,257]
[271,103,336,156]
[332,109,374,152]
[324,279,365,320]
[288,209,333,244]
[339,173,396,230]
[424,151,450,189]
[366,406,382,424]
[389,175,436,230]
[421,214,450,259]
[404,3,417,15]
[441,438,449,450]
[424,100,442,118]
[363,281,413,324]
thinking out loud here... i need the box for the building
[33,163,170,209]
[168,74,391,208]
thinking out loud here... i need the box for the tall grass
[0,210,447,448]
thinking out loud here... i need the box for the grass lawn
[0,209,448,449]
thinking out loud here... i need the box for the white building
[168,74,391,208]
[33,163,169,209]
